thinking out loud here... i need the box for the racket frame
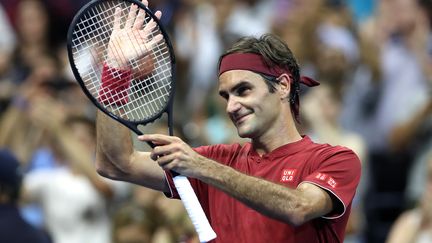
[66,0,176,136]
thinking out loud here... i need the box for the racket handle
[173,175,217,243]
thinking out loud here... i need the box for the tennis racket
[66,0,216,242]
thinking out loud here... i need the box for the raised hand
[106,0,163,69]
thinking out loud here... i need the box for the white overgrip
[173,175,217,243]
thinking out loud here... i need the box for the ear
[277,73,291,100]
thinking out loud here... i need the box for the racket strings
[70,0,173,122]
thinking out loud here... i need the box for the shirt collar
[247,135,312,160]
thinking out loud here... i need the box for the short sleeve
[301,147,361,219]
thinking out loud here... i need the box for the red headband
[218,52,320,122]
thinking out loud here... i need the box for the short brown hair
[219,34,301,108]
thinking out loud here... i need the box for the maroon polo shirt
[164,136,361,243]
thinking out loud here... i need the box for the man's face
[218,70,282,139]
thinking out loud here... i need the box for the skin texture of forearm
[96,110,135,177]
[95,111,168,191]
[196,156,333,226]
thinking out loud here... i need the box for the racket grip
[173,175,217,243]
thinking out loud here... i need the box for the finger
[152,143,178,158]
[156,153,178,167]
[157,155,183,172]
[142,0,149,8]
[113,7,122,30]
[134,4,146,29]
[155,10,162,20]
[139,26,160,50]
[138,134,176,144]
[125,4,138,28]
[152,33,163,43]
[144,34,163,50]
[143,19,157,33]
[159,161,176,171]
[150,150,158,161]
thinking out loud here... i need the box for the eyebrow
[219,81,251,97]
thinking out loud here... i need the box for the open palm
[106,1,163,69]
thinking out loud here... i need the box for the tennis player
[95,3,361,242]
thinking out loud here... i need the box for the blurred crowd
[0,0,431,242]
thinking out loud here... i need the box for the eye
[236,86,251,96]
[219,91,228,101]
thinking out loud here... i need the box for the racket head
[67,0,176,134]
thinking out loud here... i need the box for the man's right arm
[95,110,170,192]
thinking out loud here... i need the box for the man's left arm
[198,162,335,226]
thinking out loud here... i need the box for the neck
[252,114,302,155]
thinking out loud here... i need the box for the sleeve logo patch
[280,169,297,182]
[315,173,337,188]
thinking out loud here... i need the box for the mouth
[232,113,251,126]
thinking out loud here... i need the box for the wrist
[98,64,132,106]
[105,59,129,70]
[196,157,230,184]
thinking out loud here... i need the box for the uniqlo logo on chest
[315,173,337,188]
[280,169,297,182]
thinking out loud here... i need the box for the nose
[226,96,241,114]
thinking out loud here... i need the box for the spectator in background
[6,0,62,88]
[386,154,432,243]
[173,0,223,131]
[403,0,432,210]
[314,1,359,98]
[222,0,274,42]
[0,149,50,243]
[339,0,432,242]
[273,0,324,75]
[22,100,127,243]
[0,54,65,164]
[393,98,432,204]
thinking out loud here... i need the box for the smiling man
[95,4,361,241]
